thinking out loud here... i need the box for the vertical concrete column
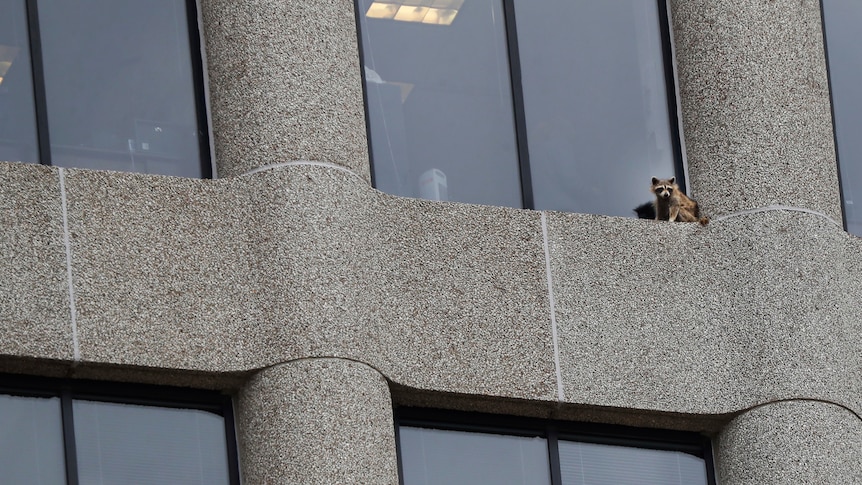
[199,0,371,179]
[236,358,399,484]
[669,0,841,218]
[717,401,862,483]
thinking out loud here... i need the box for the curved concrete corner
[717,400,862,484]
[199,0,370,179]
[670,0,841,219]
[236,358,398,484]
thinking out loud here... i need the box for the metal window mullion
[24,0,52,167]
[223,396,242,485]
[659,0,688,193]
[501,0,534,210]
[60,389,79,485]
[547,427,563,485]
[185,0,214,179]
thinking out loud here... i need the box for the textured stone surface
[61,168,259,372]
[548,209,861,415]
[236,359,398,484]
[0,163,74,361]
[670,0,841,219]
[717,400,862,484]
[63,164,557,402]
[6,161,862,422]
[200,0,370,179]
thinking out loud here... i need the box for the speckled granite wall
[546,208,862,416]
[236,359,398,484]
[0,164,73,361]
[2,0,861,483]
[717,401,862,483]
[669,0,841,219]
[199,0,370,179]
[3,161,860,419]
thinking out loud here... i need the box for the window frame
[0,373,240,485]
[819,0,855,234]
[394,407,716,485]
[354,0,689,211]
[15,0,214,178]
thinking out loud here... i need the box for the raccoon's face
[651,177,676,199]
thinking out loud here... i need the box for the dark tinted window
[0,376,238,485]
[396,410,714,485]
[0,0,210,177]
[822,0,862,235]
[356,0,682,215]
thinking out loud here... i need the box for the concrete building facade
[2,0,861,483]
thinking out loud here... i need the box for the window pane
[822,0,862,236]
[73,400,230,485]
[559,440,708,485]
[357,0,523,207]
[399,426,551,485]
[37,0,205,177]
[0,394,66,485]
[0,0,40,164]
[515,0,677,216]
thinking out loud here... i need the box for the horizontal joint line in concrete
[541,212,565,401]
[239,161,367,182]
[740,397,862,424]
[712,205,842,227]
[59,169,80,362]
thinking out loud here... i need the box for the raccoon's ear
[651,177,658,185]
[669,177,675,184]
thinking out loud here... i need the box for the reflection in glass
[357,0,523,207]
[0,394,67,485]
[0,0,40,164]
[558,440,708,485]
[515,0,677,215]
[37,0,204,177]
[73,400,230,485]
[399,426,551,485]
[822,0,862,236]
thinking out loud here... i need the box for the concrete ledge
[548,208,861,415]
[1,162,859,420]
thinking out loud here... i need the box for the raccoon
[650,177,709,225]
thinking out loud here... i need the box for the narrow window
[822,0,862,236]
[0,0,40,165]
